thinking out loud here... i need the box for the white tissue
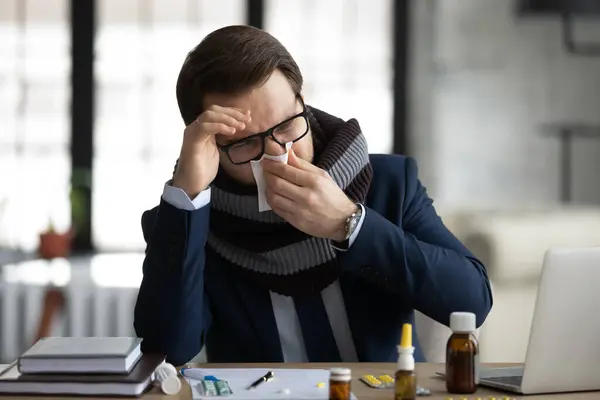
[250,142,293,212]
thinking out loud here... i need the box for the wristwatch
[343,204,363,241]
[331,204,363,249]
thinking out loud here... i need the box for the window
[265,0,394,154]
[93,0,393,250]
[0,0,70,251]
[93,0,245,250]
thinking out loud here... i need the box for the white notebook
[0,354,164,397]
[19,337,142,374]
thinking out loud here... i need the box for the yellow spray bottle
[394,323,417,400]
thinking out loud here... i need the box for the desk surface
[1,363,598,400]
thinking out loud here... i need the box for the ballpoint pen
[247,371,274,390]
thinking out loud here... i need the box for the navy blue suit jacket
[134,155,493,365]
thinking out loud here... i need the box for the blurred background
[1,0,599,364]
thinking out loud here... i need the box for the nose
[263,137,287,157]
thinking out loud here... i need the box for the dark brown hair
[176,25,303,126]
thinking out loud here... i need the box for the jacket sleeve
[337,157,493,328]
[133,199,211,365]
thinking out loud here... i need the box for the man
[134,25,492,365]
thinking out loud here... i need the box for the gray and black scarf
[179,107,373,297]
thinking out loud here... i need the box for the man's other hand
[262,149,357,241]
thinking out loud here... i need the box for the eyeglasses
[217,96,309,165]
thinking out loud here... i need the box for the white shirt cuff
[161,181,211,211]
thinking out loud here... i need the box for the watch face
[346,211,360,240]
[350,218,358,232]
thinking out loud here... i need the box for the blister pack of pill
[198,379,233,396]
[360,374,395,389]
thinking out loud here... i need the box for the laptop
[441,247,600,394]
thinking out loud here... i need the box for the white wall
[410,0,600,207]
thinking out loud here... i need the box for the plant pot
[38,231,72,260]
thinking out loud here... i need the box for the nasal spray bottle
[394,323,417,400]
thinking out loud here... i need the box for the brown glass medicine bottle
[445,311,479,394]
[329,367,351,400]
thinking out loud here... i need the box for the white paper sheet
[185,368,357,400]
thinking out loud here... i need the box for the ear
[295,91,305,106]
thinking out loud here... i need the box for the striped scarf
[206,107,373,297]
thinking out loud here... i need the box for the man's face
[204,70,313,185]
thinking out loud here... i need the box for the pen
[247,371,274,390]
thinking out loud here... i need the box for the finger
[199,110,247,131]
[287,149,317,172]
[206,105,252,123]
[264,171,306,202]
[272,207,296,224]
[266,189,297,214]
[261,160,314,187]
[197,122,236,136]
[289,149,330,179]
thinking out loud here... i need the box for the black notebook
[0,353,164,397]
[19,337,142,374]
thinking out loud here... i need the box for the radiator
[0,282,138,363]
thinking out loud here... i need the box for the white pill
[280,388,290,395]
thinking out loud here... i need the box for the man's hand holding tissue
[173,105,251,198]
[262,149,358,241]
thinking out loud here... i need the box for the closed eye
[230,140,253,149]
[275,121,294,132]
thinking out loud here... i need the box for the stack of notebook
[0,337,165,396]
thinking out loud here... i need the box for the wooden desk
[2,363,598,400]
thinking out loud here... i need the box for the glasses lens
[227,136,263,164]
[272,115,308,145]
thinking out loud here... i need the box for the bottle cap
[160,376,182,395]
[330,367,351,382]
[397,345,415,354]
[450,312,476,333]
[400,323,412,348]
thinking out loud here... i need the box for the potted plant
[38,222,72,260]
[37,186,88,259]
[35,190,86,341]
[38,221,72,260]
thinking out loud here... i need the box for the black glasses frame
[217,95,309,165]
